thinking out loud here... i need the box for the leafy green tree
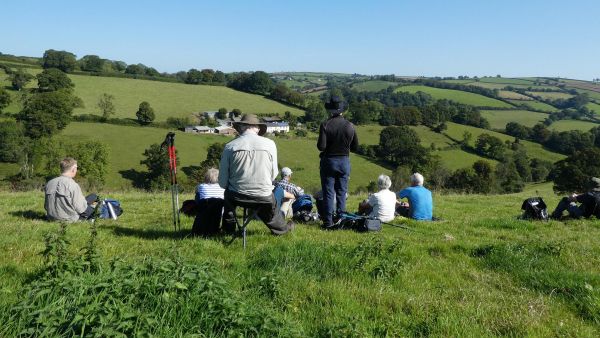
[513,149,532,182]
[42,49,77,72]
[125,64,146,75]
[37,68,74,92]
[113,60,127,72]
[232,108,242,117]
[70,140,109,189]
[140,143,178,190]
[17,91,78,139]
[213,71,226,83]
[0,88,11,112]
[530,158,553,182]
[166,117,190,129]
[136,101,155,125]
[97,93,116,121]
[216,108,228,119]
[379,126,429,169]
[0,121,29,162]
[304,100,327,122]
[200,69,215,83]
[247,71,273,94]
[495,158,524,193]
[185,68,202,84]
[145,67,160,77]
[475,134,505,160]
[79,55,104,72]
[10,70,34,91]
[549,147,600,194]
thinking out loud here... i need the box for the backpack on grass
[520,197,548,221]
[98,199,123,219]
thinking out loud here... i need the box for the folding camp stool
[225,200,262,249]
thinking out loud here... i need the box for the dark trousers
[551,197,583,218]
[222,189,289,235]
[79,194,98,220]
[192,198,224,236]
[320,156,350,226]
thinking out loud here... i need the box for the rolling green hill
[507,99,559,112]
[2,184,600,336]
[351,80,398,92]
[480,110,547,129]
[549,119,599,132]
[444,122,565,163]
[395,85,513,108]
[55,122,389,191]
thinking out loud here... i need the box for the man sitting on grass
[44,157,97,222]
[273,167,305,217]
[551,177,600,219]
[396,173,433,221]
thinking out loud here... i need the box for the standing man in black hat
[551,177,600,219]
[317,96,358,228]
[219,114,294,235]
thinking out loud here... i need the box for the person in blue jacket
[396,172,433,221]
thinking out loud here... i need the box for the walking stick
[161,132,180,231]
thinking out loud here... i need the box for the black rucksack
[521,197,549,221]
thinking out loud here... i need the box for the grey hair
[411,172,424,186]
[377,174,392,190]
[204,168,219,184]
[237,125,259,134]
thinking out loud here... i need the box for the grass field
[434,148,497,170]
[478,77,535,85]
[526,91,573,100]
[53,122,389,191]
[396,85,513,108]
[1,184,600,336]
[351,80,398,92]
[68,74,305,120]
[507,99,559,112]
[441,79,474,84]
[549,119,599,132]
[587,102,600,114]
[1,68,305,120]
[444,122,565,163]
[480,109,547,129]
[497,90,532,100]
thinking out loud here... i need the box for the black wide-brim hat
[233,114,267,136]
[325,96,348,115]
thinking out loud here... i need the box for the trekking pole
[162,132,180,231]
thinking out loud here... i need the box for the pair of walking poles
[161,132,180,231]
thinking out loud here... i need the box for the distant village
[184,111,290,136]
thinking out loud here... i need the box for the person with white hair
[396,172,433,220]
[358,174,397,222]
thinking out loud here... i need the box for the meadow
[507,99,559,112]
[1,183,599,336]
[444,122,566,163]
[586,102,600,114]
[0,69,305,120]
[351,80,398,92]
[497,90,532,100]
[526,91,573,100]
[395,85,513,108]
[549,120,599,132]
[480,109,547,129]
[55,122,389,192]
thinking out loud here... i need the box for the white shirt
[196,183,224,200]
[368,189,397,222]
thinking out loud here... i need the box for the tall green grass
[1,185,600,336]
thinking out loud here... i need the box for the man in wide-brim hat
[551,176,600,219]
[232,114,267,136]
[219,114,294,235]
[317,96,359,229]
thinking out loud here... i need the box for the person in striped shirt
[195,168,225,202]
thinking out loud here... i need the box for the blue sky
[1,0,599,79]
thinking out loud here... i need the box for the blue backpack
[292,194,313,213]
[99,199,123,219]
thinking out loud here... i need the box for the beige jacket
[219,132,278,197]
[44,175,88,222]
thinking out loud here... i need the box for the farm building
[184,126,215,133]
[265,121,289,133]
[214,126,237,135]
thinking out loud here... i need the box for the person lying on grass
[357,174,397,223]
[551,176,600,219]
[44,157,97,222]
[396,172,433,221]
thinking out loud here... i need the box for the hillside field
[56,122,389,191]
[0,68,305,120]
[351,80,398,92]
[549,120,599,132]
[480,109,547,129]
[1,184,600,336]
[507,99,559,112]
[396,85,513,108]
